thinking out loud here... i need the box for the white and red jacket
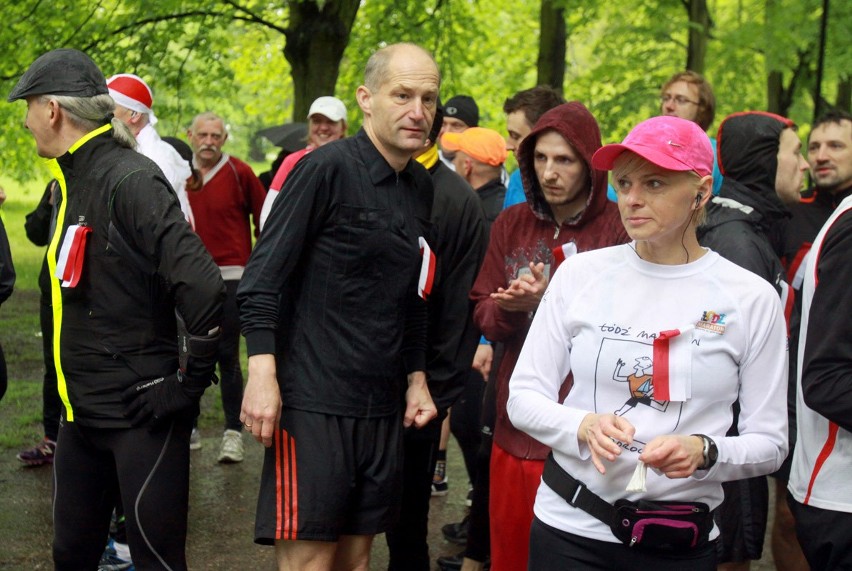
[789,194,852,512]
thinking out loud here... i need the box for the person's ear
[695,175,712,207]
[356,85,372,116]
[46,99,61,126]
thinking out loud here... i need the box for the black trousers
[53,416,192,570]
[789,496,852,570]
[385,412,444,571]
[464,344,501,563]
[214,279,244,431]
[529,517,718,571]
[449,369,486,484]
[0,341,6,402]
[40,296,62,441]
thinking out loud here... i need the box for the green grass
[2,175,46,292]
[0,175,53,450]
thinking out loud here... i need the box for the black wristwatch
[692,434,718,470]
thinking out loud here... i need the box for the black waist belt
[541,451,615,526]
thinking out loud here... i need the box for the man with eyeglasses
[659,71,723,195]
[607,71,723,202]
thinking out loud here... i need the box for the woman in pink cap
[506,116,789,569]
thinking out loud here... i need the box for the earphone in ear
[694,193,702,206]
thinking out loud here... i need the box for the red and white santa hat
[106,73,157,125]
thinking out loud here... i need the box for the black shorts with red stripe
[254,407,404,544]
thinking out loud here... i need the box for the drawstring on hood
[517,101,606,228]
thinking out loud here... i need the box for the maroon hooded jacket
[471,101,629,460]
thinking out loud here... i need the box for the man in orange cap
[442,127,508,228]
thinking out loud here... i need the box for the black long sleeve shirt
[238,129,433,418]
[424,162,487,411]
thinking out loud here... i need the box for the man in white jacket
[107,73,194,228]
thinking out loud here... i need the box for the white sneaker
[189,428,202,451]
[217,429,244,463]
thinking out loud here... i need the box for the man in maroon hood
[469,101,628,571]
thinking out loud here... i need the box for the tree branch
[79,9,227,50]
[221,0,289,35]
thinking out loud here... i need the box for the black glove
[176,310,220,385]
[122,372,205,427]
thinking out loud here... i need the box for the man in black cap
[439,94,480,171]
[8,48,225,570]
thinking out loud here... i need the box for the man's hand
[404,371,437,428]
[640,435,705,479]
[490,262,548,313]
[578,412,636,475]
[240,354,282,447]
[472,343,493,381]
[122,373,202,427]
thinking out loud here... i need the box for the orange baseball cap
[441,127,508,166]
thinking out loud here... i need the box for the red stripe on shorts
[275,429,299,539]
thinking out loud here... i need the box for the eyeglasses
[660,94,699,107]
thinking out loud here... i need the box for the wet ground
[0,434,782,570]
[0,431,469,570]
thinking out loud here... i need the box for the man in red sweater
[470,102,629,571]
[187,111,267,463]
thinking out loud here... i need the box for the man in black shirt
[238,42,440,570]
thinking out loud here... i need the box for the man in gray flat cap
[8,48,225,570]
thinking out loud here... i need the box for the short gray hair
[190,111,226,132]
[46,93,136,149]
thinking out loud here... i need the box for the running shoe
[189,427,202,451]
[217,429,244,463]
[441,515,469,545]
[98,539,134,571]
[16,438,56,466]
[432,460,448,496]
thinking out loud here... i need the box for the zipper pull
[78,216,87,227]
[630,537,638,547]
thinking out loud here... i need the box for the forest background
[0,0,849,181]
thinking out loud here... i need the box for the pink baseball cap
[592,116,713,177]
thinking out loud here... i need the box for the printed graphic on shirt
[506,240,555,283]
[696,310,727,335]
[595,337,684,447]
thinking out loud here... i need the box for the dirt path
[0,433,468,570]
[0,423,782,570]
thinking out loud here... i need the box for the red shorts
[489,442,545,571]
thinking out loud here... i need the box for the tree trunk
[537,0,566,93]
[812,0,830,122]
[284,0,361,122]
[837,75,851,113]
[767,70,784,115]
[686,0,712,74]
[767,50,811,118]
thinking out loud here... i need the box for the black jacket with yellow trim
[47,127,225,427]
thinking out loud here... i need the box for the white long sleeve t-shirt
[508,244,788,543]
